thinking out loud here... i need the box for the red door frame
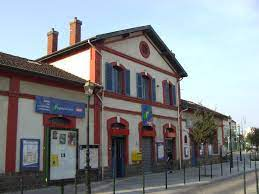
[138,122,156,161]
[163,123,177,160]
[107,117,129,167]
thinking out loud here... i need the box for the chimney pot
[70,17,82,45]
[47,28,58,55]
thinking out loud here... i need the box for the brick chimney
[47,28,58,55]
[70,17,82,45]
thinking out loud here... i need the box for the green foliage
[189,108,218,145]
[246,128,259,148]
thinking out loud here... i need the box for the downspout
[177,77,183,169]
[88,39,105,180]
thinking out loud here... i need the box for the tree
[246,127,259,150]
[189,108,218,158]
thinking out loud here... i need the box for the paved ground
[5,153,259,194]
[151,172,258,194]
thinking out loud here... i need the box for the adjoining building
[0,17,188,181]
[181,100,230,166]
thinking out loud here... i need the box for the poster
[141,104,153,126]
[157,142,165,161]
[20,139,40,171]
[79,145,99,169]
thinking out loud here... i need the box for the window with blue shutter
[152,78,156,102]
[105,63,113,91]
[125,69,130,96]
[172,84,177,105]
[165,82,170,105]
[136,73,143,98]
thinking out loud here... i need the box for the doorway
[112,137,126,177]
[142,137,153,172]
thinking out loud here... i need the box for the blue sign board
[141,104,153,126]
[35,96,85,118]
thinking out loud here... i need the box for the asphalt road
[152,172,258,194]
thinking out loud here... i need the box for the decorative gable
[105,35,177,74]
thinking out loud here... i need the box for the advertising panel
[20,139,40,171]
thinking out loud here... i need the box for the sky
[1,0,259,128]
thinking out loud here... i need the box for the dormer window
[163,80,177,106]
[105,62,130,96]
[136,72,156,101]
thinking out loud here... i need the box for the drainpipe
[177,77,188,169]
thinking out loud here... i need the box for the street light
[84,80,103,194]
[228,116,233,168]
[238,124,242,161]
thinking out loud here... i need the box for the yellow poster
[51,154,59,167]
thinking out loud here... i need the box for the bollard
[61,180,64,194]
[237,156,239,172]
[184,163,186,184]
[20,175,24,194]
[198,161,201,182]
[255,152,258,194]
[113,144,117,194]
[230,158,232,174]
[210,160,212,179]
[74,172,77,194]
[244,157,246,194]
[142,166,145,194]
[250,152,252,169]
[221,157,223,176]
[165,161,168,189]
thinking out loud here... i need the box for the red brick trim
[5,77,20,172]
[103,106,179,121]
[107,117,129,167]
[138,122,156,161]
[104,91,178,111]
[43,114,76,129]
[163,123,177,160]
[100,46,178,78]
[139,41,150,58]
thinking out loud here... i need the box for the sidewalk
[6,154,258,194]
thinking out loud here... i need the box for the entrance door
[142,137,153,172]
[112,137,125,177]
[49,128,77,180]
[191,144,197,166]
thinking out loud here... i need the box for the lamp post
[238,124,242,161]
[84,80,103,194]
[229,116,233,168]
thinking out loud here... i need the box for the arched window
[162,80,177,106]
[105,62,130,96]
[184,135,188,144]
[136,72,156,101]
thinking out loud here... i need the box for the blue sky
[1,0,259,128]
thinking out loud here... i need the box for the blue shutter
[152,78,156,102]
[125,69,130,96]
[136,73,143,98]
[172,84,177,105]
[165,82,170,104]
[105,63,113,91]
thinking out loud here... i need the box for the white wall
[101,51,178,105]
[0,76,10,91]
[105,35,174,73]
[0,96,8,173]
[16,98,43,171]
[20,81,91,104]
[51,49,91,80]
